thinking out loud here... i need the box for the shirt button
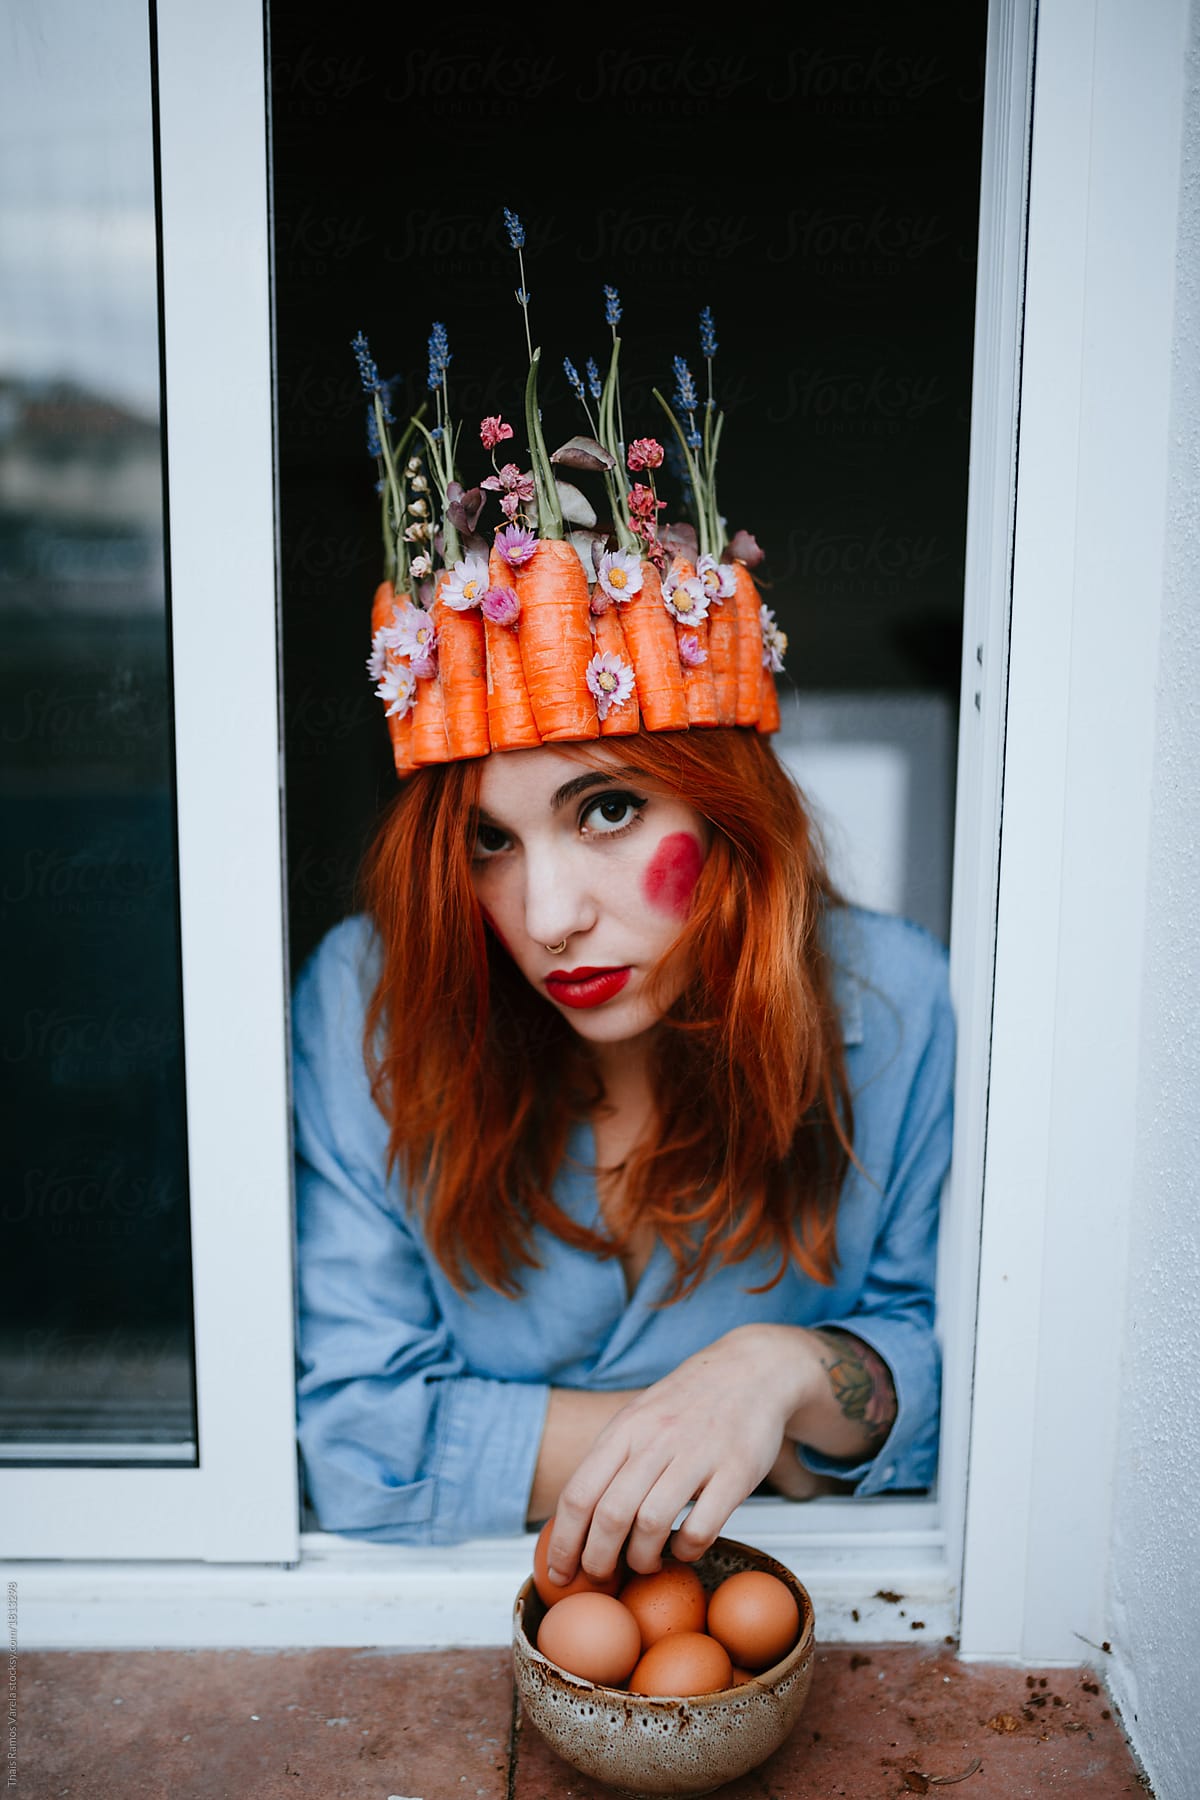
[882,1464,897,1481]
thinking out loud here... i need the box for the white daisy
[760,604,788,673]
[697,553,736,603]
[661,570,711,624]
[375,662,417,719]
[441,553,491,612]
[595,548,644,604]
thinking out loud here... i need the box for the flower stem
[651,387,710,560]
[524,348,563,539]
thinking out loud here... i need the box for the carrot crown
[353,212,789,778]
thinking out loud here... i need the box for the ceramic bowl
[512,1534,815,1797]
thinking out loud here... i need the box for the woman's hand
[545,1324,813,1585]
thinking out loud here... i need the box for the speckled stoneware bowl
[512,1534,815,1797]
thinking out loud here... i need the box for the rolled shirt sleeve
[292,919,551,1542]
[796,925,955,1495]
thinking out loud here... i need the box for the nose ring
[544,940,568,955]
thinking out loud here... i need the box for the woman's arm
[541,1317,897,1585]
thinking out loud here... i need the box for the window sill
[3,1495,956,1649]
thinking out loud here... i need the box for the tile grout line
[506,1657,522,1800]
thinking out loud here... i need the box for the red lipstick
[544,966,631,1009]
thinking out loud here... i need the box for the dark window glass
[0,1,196,1464]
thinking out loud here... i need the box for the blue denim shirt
[291,904,954,1543]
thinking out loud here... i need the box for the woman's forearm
[778,1324,897,1462]
[526,1386,642,1526]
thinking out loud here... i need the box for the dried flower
[697,553,736,603]
[482,585,521,627]
[662,569,710,623]
[563,357,585,401]
[677,631,708,668]
[500,493,521,519]
[627,483,667,523]
[586,651,635,720]
[586,358,602,400]
[375,661,417,719]
[672,356,698,413]
[442,553,491,611]
[388,607,438,662]
[627,438,664,473]
[699,306,718,358]
[403,521,432,543]
[410,553,432,579]
[603,284,622,328]
[760,604,788,672]
[427,321,451,392]
[481,463,536,502]
[495,524,538,567]
[596,548,644,603]
[503,208,525,250]
[480,416,514,451]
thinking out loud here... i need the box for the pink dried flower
[495,524,538,567]
[677,632,708,668]
[481,462,536,501]
[627,482,666,523]
[500,492,521,519]
[627,437,664,473]
[585,651,635,721]
[481,585,521,627]
[480,415,514,451]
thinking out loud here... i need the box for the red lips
[544,966,632,1009]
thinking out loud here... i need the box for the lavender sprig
[505,206,534,363]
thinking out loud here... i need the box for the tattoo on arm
[811,1328,897,1450]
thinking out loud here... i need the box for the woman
[291,722,953,1584]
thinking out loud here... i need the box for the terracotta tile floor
[18,1645,1151,1799]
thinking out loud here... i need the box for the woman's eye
[472,823,510,859]
[581,791,647,835]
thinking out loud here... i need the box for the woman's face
[469,744,712,1053]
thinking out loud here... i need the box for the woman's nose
[521,845,596,950]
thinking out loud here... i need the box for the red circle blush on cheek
[641,832,705,917]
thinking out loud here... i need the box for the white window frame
[25,0,1176,1658]
[0,0,297,1564]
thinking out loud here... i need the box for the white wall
[1105,8,1200,1797]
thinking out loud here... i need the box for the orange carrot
[705,577,740,726]
[731,561,763,727]
[485,547,541,752]
[617,559,688,731]
[411,663,451,765]
[757,663,782,733]
[667,557,718,727]
[371,579,418,778]
[511,539,598,742]
[591,604,641,737]
[431,569,490,760]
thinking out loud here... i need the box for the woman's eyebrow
[475,769,644,829]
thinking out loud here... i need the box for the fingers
[547,1433,634,1585]
[667,1469,749,1563]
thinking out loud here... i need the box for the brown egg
[729,1666,756,1686]
[536,1592,642,1687]
[619,1556,707,1649]
[628,1631,734,1697]
[532,1517,623,1607]
[705,1570,800,1671]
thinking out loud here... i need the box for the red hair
[357,728,854,1301]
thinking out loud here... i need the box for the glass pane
[0,1,196,1464]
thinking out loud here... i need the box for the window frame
[2,0,1055,1637]
[0,0,298,1563]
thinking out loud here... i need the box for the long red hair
[357,727,854,1301]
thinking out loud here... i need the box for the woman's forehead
[476,744,662,815]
